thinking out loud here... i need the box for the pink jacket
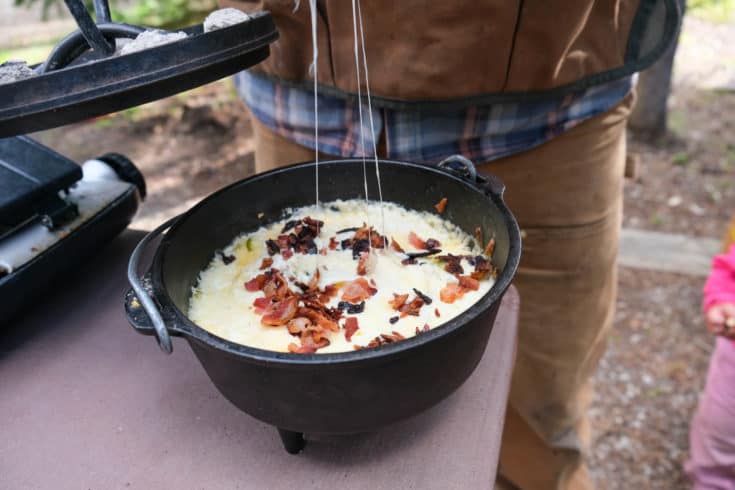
[704,245,735,345]
[704,245,735,311]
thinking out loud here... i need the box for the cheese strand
[356,0,386,242]
[351,0,373,254]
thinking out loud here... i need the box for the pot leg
[277,428,306,454]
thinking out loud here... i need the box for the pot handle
[437,155,505,197]
[126,216,179,354]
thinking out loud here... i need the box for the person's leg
[250,116,338,172]
[685,338,735,489]
[479,94,634,490]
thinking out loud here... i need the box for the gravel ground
[589,269,711,489]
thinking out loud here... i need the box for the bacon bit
[343,317,359,341]
[458,275,480,291]
[266,239,280,255]
[471,255,492,280]
[319,248,327,255]
[281,249,294,260]
[434,197,448,214]
[484,238,496,257]
[435,308,441,317]
[407,231,441,251]
[319,284,339,304]
[356,251,377,276]
[475,227,483,247]
[297,307,340,332]
[390,237,405,253]
[253,296,271,314]
[399,296,425,316]
[288,333,330,354]
[288,342,315,354]
[259,257,273,270]
[438,254,464,275]
[305,299,342,324]
[245,273,267,292]
[353,224,386,249]
[261,296,298,326]
[363,331,406,349]
[369,278,376,287]
[357,252,368,275]
[276,235,291,249]
[440,283,466,304]
[408,231,426,250]
[262,270,290,300]
[267,217,323,258]
[281,220,299,232]
[341,278,377,302]
[389,293,409,310]
[389,316,399,324]
[286,317,312,335]
[415,324,431,335]
[306,269,320,292]
[351,239,370,259]
[328,237,338,250]
[302,216,324,231]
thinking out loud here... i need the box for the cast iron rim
[152,159,521,366]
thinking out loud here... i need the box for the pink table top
[1,230,518,490]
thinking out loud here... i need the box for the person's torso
[221,0,680,108]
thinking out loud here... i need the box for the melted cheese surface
[188,200,493,353]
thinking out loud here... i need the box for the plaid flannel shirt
[235,71,633,164]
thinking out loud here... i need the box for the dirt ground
[33,84,256,229]
[589,269,710,489]
[27,15,735,490]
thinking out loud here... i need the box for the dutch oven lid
[0,1,277,138]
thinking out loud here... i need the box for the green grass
[689,0,735,23]
[672,152,690,166]
[726,144,735,168]
[649,213,665,226]
[668,108,688,137]
[0,42,56,65]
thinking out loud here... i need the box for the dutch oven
[125,156,521,453]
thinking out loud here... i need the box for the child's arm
[704,244,735,337]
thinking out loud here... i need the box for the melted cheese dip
[188,200,494,353]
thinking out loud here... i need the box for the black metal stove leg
[63,0,114,56]
[93,0,112,23]
[277,428,306,454]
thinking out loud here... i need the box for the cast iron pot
[125,157,521,453]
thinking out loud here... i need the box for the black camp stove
[0,137,144,321]
[0,0,277,321]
